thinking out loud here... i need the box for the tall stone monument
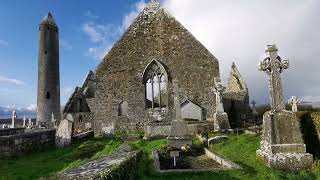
[11,111,16,128]
[167,79,192,148]
[288,96,300,113]
[211,77,231,132]
[37,12,61,128]
[22,116,26,127]
[256,45,312,171]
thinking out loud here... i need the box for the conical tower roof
[40,12,57,26]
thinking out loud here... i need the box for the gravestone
[11,111,17,128]
[167,79,192,148]
[288,96,300,113]
[101,122,115,137]
[22,116,26,127]
[256,45,312,171]
[55,114,74,148]
[181,99,203,120]
[28,118,32,128]
[251,100,258,115]
[211,77,231,131]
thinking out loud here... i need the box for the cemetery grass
[0,137,122,180]
[134,134,320,180]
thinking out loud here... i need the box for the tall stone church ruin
[58,0,250,135]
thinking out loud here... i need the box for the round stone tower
[37,12,61,126]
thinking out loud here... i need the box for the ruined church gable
[226,63,248,93]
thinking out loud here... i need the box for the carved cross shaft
[173,79,182,120]
[212,77,226,113]
[259,45,289,111]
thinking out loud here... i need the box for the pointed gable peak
[41,12,57,26]
[143,0,161,14]
[227,62,248,92]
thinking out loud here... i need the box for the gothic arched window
[143,60,168,110]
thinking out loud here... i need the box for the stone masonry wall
[0,129,55,159]
[0,128,25,137]
[93,3,220,135]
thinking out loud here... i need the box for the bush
[68,141,105,160]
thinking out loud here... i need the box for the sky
[0,0,319,111]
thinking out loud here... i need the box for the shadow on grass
[0,137,122,180]
[299,112,320,159]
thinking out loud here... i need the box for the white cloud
[119,0,146,33]
[0,39,8,46]
[82,0,146,60]
[26,104,37,111]
[62,87,74,98]
[60,39,72,50]
[85,10,99,19]
[162,0,320,104]
[0,75,25,85]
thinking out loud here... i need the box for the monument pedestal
[213,112,231,132]
[257,111,313,171]
[167,120,192,148]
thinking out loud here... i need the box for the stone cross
[23,116,26,127]
[173,79,182,120]
[28,117,32,127]
[212,77,226,113]
[251,100,258,114]
[288,96,300,112]
[258,45,289,112]
[11,111,17,128]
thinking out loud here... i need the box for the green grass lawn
[132,134,320,180]
[2,134,320,180]
[0,137,122,180]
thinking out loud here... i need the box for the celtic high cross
[259,45,289,111]
[212,77,226,113]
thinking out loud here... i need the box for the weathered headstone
[167,79,192,148]
[211,77,231,132]
[288,96,300,113]
[22,116,26,127]
[101,122,115,137]
[55,114,74,148]
[11,111,17,128]
[256,45,312,171]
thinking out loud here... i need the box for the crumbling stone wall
[94,3,220,135]
[63,71,95,133]
[223,63,250,127]
[0,128,25,136]
[0,129,55,159]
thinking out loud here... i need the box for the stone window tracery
[143,60,168,111]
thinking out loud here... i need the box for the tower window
[79,115,83,123]
[44,51,47,54]
[46,92,50,99]
[47,27,50,31]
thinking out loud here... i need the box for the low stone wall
[0,129,56,159]
[204,148,241,169]
[145,121,211,139]
[0,128,25,136]
[60,144,142,180]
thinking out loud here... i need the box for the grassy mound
[0,137,122,180]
